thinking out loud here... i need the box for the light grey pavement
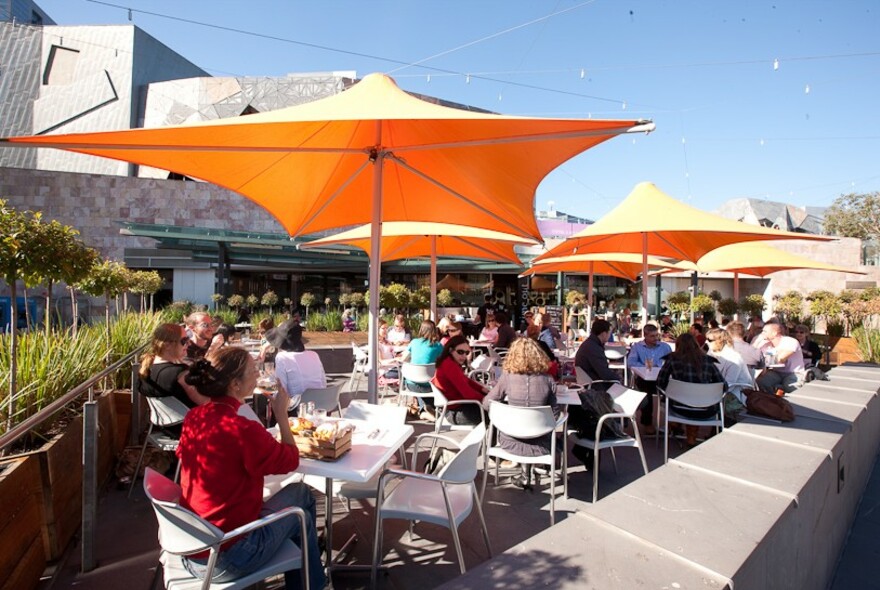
[38,375,880,590]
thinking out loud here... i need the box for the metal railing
[0,343,147,573]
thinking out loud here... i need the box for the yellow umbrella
[535,182,833,321]
[671,241,863,303]
[301,221,537,318]
[3,73,653,402]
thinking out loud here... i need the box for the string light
[127,8,132,21]
[773,58,779,70]
[580,68,585,79]
[426,75,430,83]
[622,101,627,110]
[805,84,810,94]
[465,74,470,84]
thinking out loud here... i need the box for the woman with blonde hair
[483,337,560,489]
[139,323,208,412]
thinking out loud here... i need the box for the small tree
[708,290,723,303]
[807,290,842,330]
[227,293,245,311]
[383,283,411,313]
[246,294,259,310]
[717,297,739,318]
[211,293,224,311]
[261,289,278,315]
[773,290,804,324]
[300,292,316,318]
[691,293,716,315]
[666,291,690,321]
[130,270,164,312]
[77,259,131,351]
[565,289,585,306]
[349,292,365,309]
[739,294,767,318]
[437,288,453,307]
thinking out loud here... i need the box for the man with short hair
[726,321,762,367]
[755,322,805,394]
[184,311,219,362]
[574,319,621,386]
[690,322,706,348]
[493,311,517,349]
[627,324,672,434]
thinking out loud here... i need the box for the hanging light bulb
[426,75,431,83]
[622,101,627,110]
[760,138,765,146]
[804,84,810,94]
[498,92,502,102]
[773,58,779,70]
[580,68,585,79]
[465,74,470,84]
[128,8,132,21]
[681,137,686,144]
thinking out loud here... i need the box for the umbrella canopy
[535,182,833,321]
[523,252,682,282]
[302,221,535,264]
[436,274,469,293]
[301,221,536,319]
[2,73,652,241]
[669,241,863,303]
[2,73,653,402]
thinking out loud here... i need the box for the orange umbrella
[2,73,653,402]
[535,182,833,322]
[301,221,536,318]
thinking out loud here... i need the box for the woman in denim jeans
[178,348,325,589]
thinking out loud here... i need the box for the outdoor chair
[483,402,568,524]
[300,381,343,416]
[567,384,649,502]
[143,467,310,590]
[430,382,487,435]
[396,362,436,409]
[348,342,369,392]
[658,378,725,463]
[575,366,619,390]
[371,424,491,587]
[128,395,188,497]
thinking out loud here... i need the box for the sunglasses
[196,322,211,328]
[453,348,470,355]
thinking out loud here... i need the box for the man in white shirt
[755,322,805,394]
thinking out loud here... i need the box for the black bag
[570,388,625,440]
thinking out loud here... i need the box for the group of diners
[137,313,328,589]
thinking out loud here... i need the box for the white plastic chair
[483,402,568,524]
[574,366,619,389]
[300,382,343,416]
[143,467,310,590]
[567,384,649,502]
[128,396,188,497]
[371,424,491,586]
[658,378,725,464]
[396,362,436,408]
[348,342,369,392]
[430,382,487,434]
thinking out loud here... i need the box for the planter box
[827,337,861,365]
[0,455,46,590]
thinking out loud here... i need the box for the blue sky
[36,0,880,220]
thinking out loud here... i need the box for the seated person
[183,311,224,363]
[386,314,412,345]
[257,318,276,362]
[726,321,763,368]
[794,324,822,368]
[431,335,489,425]
[574,319,621,387]
[265,320,327,402]
[401,320,443,419]
[657,333,726,448]
[690,322,707,349]
[526,324,559,379]
[626,324,672,435]
[342,309,356,332]
[178,348,324,590]
[493,310,518,350]
[706,328,753,405]
[478,314,499,344]
[483,338,559,489]
[755,322,806,394]
[442,321,463,346]
[139,323,209,435]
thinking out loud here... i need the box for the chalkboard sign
[544,305,564,329]
[518,276,531,328]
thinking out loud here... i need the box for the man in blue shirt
[627,324,672,435]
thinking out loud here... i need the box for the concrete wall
[445,363,880,590]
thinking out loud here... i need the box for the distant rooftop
[715,197,826,235]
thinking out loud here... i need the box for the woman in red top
[431,335,489,425]
[178,347,325,590]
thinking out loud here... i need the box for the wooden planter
[826,336,861,365]
[0,455,46,590]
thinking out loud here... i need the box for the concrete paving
[37,372,880,590]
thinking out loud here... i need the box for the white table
[630,366,661,382]
[554,385,582,406]
[265,419,414,571]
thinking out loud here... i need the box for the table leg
[324,477,334,566]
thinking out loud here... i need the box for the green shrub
[717,298,739,318]
[322,311,343,332]
[162,300,193,324]
[739,294,766,317]
[852,326,880,363]
[774,290,804,323]
[691,293,715,314]
[666,291,690,319]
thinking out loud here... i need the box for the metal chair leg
[127,424,153,498]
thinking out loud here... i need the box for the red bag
[743,388,795,422]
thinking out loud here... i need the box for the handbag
[743,388,795,422]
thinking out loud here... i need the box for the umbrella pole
[587,263,594,326]
[367,144,384,405]
[641,233,649,326]
[430,236,437,322]
[733,272,740,321]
